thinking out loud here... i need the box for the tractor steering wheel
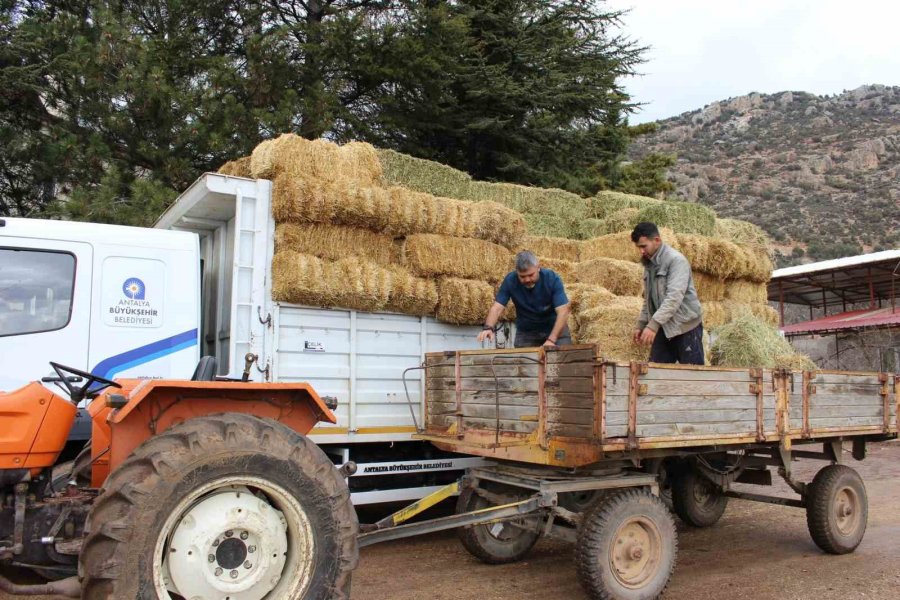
[43,362,122,404]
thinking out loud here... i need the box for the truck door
[0,241,93,391]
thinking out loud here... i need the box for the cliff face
[632,85,900,265]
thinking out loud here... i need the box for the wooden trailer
[359,345,898,600]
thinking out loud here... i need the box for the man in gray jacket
[631,222,704,364]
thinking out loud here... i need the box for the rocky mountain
[630,85,900,265]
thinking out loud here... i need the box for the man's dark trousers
[514,325,572,348]
[649,323,704,365]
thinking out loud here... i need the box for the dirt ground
[2,441,898,600]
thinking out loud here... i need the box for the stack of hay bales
[222,134,810,369]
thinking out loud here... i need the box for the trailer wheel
[806,464,868,555]
[456,484,542,564]
[576,489,677,600]
[79,414,358,599]
[671,467,728,528]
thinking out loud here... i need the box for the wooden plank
[428,377,540,393]
[435,403,540,422]
[811,383,886,395]
[808,394,885,407]
[546,406,594,426]
[546,392,595,410]
[429,414,537,434]
[457,352,538,366]
[547,422,593,438]
[636,421,758,437]
[634,396,758,411]
[807,405,886,419]
[808,416,883,429]
[428,389,539,407]
[546,362,595,378]
[813,373,885,386]
[607,395,629,413]
[608,409,760,426]
[428,364,540,379]
[546,347,595,364]
[640,368,754,382]
[545,377,595,394]
[640,379,754,397]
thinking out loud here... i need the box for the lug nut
[230,570,239,579]
[225,530,234,537]
[248,545,256,553]
[244,561,252,569]
[212,539,220,546]
[240,531,249,540]
[208,554,215,563]
[214,567,223,576]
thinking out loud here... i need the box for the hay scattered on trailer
[714,218,770,251]
[576,296,649,362]
[251,134,382,186]
[590,191,662,218]
[693,272,726,302]
[217,156,252,178]
[402,234,511,282]
[436,278,496,325]
[275,222,397,266]
[523,236,583,263]
[385,266,439,316]
[272,176,525,248]
[724,280,769,304]
[272,251,392,312]
[580,227,679,264]
[710,314,814,370]
[576,257,644,297]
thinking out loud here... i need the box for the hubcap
[609,517,663,589]
[834,486,861,536]
[154,479,315,600]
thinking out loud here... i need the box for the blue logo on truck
[91,328,198,379]
[122,277,146,300]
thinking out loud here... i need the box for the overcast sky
[607,0,900,123]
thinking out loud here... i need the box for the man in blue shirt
[477,251,572,348]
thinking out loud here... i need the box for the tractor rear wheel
[79,414,357,599]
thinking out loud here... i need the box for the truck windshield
[0,248,75,337]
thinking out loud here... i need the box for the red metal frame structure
[768,250,900,367]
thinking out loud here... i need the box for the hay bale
[576,258,643,297]
[217,156,252,178]
[523,214,582,239]
[250,134,382,186]
[403,234,511,282]
[377,148,472,199]
[385,266,439,315]
[724,280,769,304]
[576,218,611,240]
[677,234,772,282]
[273,176,525,248]
[272,251,392,311]
[715,218,770,251]
[524,236,583,263]
[436,278,497,325]
[590,191,662,219]
[674,234,709,271]
[275,223,396,265]
[567,283,616,313]
[538,258,577,283]
[710,314,814,369]
[576,296,649,362]
[705,301,779,328]
[599,208,641,235]
[636,200,717,236]
[702,301,728,328]
[581,227,679,264]
[693,272,726,302]
[466,181,591,221]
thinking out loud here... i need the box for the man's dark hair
[631,222,661,243]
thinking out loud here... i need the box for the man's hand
[477,328,495,343]
[542,338,558,348]
[632,329,642,345]
[639,327,657,346]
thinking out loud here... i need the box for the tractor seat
[191,356,218,381]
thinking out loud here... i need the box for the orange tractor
[0,359,358,599]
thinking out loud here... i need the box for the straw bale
[250,134,382,186]
[538,258,577,283]
[524,236,583,263]
[567,283,616,313]
[377,148,472,199]
[436,278,497,325]
[676,234,772,282]
[581,227,679,264]
[217,156,252,178]
[403,234,511,282]
[523,214,581,239]
[577,218,611,240]
[599,208,641,235]
[576,258,643,297]
[466,181,591,221]
[590,191,662,219]
[710,313,814,369]
[704,301,779,329]
[636,200,717,236]
[724,280,769,304]
[715,218,770,251]
[675,234,709,271]
[702,302,729,328]
[693,272,726,302]
[576,296,649,362]
[385,265,439,316]
[271,251,392,312]
[272,176,525,248]
[275,223,396,266]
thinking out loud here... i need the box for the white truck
[0,172,496,504]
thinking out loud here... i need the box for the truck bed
[417,345,898,467]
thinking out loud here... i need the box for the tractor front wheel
[79,414,357,599]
